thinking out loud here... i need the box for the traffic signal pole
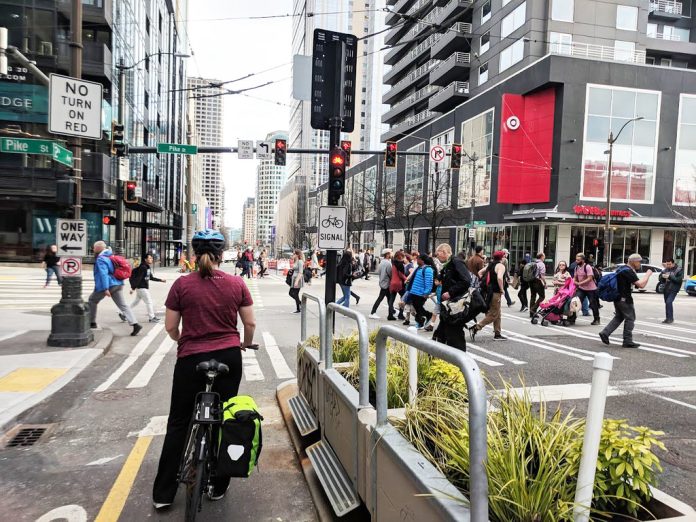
[115,59,126,255]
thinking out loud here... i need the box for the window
[428,131,454,210]
[660,57,673,67]
[404,143,425,213]
[500,38,525,71]
[616,5,638,31]
[480,31,490,55]
[614,40,635,62]
[478,62,489,85]
[551,0,574,21]
[647,23,658,38]
[673,95,696,204]
[481,0,491,24]
[581,85,660,204]
[501,2,526,38]
[550,32,572,54]
[459,109,494,208]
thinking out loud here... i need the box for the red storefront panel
[497,89,555,203]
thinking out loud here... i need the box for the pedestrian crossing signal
[102,216,117,225]
[124,181,138,203]
[340,140,352,166]
[451,143,462,169]
[274,139,287,166]
[385,141,397,168]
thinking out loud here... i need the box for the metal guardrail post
[374,325,488,522]
[300,293,327,362]
[326,303,371,408]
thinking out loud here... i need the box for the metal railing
[373,325,488,522]
[407,0,432,15]
[388,33,441,77]
[325,303,370,408]
[430,81,470,106]
[649,0,683,15]
[410,6,445,37]
[301,293,327,362]
[548,41,646,64]
[387,84,440,115]
[384,59,441,99]
[432,51,471,72]
[647,31,683,41]
[390,109,441,133]
[451,21,473,34]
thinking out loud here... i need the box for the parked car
[601,263,665,293]
[684,275,696,296]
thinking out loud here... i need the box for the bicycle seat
[195,359,230,374]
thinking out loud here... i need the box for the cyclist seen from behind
[153,229,257,509]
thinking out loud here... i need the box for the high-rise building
[256,130,287,247]
[242,197,256,245]
[187,77,224,228]
[0,0,189,264]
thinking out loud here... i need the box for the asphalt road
[0,264,694,520]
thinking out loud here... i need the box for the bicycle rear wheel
[183,426,209,522]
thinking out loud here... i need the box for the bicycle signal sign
[318,206,347,250]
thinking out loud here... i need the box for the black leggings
[410,294,432,326]
[153,347,243,503]
[289,287,301,311]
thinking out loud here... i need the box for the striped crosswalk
[0,276,95,310]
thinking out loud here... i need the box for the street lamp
[604,116,643,265]
[113,52,189,256]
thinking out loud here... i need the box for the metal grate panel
[288,394,318,437]
[306,440,360,517]
[7,427,47,447]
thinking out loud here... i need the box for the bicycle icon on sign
[321,216,344,228]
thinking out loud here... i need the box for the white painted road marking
[0,330,27,343]
[468,352,504,367]
[128,415,168,437]
[94,324,164,392]
[262,331,295,379]
[501,328,595,361]
[468,343,527,365]
[126,337,176,388]
[242,348,264,381]
[86,455,123,466]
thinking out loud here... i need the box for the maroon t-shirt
[165,270,253,358]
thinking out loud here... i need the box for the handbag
[217,395,263,478]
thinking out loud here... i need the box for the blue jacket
[93,248,123,292]
[410,265,434,297]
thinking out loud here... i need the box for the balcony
[431,22,472,59]
[57,41,113,82]
[434,0,474,26]
[649,0,683,19]
[408,6,445,41]
[548,41,646,64]
[429,52,471,85]
[383,33,439,84]
[382,84,440,123]
[428,81,470,111]
[385,0,414,25]
[383,59,441,103]
[58,0,113,27]
[382,109,441,141]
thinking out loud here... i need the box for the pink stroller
[531,277,578,327]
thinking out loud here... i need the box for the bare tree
[285,198,306,250]
[424,164,452,253]
[398,185,423,252]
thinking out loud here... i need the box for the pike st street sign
[56,219,88,257]
[1,137,54,154]
[157,143,198,155]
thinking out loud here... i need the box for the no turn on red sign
[49,74,103,140]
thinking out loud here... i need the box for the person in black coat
[43,244,62,287]
[336,250,359,308]
[125,254,166,322]
[431,243,472,351]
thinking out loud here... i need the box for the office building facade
[256,130,287,247]
[187,76,224,229]
[242,196,256,245]
[311,0,696,275]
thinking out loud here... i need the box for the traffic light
[385,141,397,168]
[274,138,287,166]
[124,181,138,203]
[56,178,76,206]
[340,140,352,166]
[450,143,462,169]
[110,121,126,157]
[102,215,117,226]
[328,146,347,204]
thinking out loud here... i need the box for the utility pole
[468,151,480,254]
[70,0,83,220]
[115,59,126,255]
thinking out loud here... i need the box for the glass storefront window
[405,143,425,213]
[543,225,557,272]
[673,95,696,204]
[582,85,659,204]
[459,109,494,209]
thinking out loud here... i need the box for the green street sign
[157,143,197,155]
[1,137,54,155]
[474,220,486,225]
[52,143,73,167]
[192,203,198,214]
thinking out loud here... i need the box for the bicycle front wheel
[184,426,208,522]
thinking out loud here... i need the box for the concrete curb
[93,327,114,354]
[276,380,337,522]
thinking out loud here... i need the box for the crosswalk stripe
[126,337,176,389]
[500,329,594,361]
[632,330,696,353]
[636,320,696,334]
[468,352,504,367]
[242,348,264,381]
[468,344,527,365]
[94,324,165,392]
[262,332,295,379]
[0,330,28,342]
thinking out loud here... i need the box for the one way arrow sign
[56,219,88,258]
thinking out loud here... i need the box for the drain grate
[6,427,47,447]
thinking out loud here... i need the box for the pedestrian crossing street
[93,324,296,394]
[0,275,95,310]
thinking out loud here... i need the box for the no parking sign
[60,256,82,277]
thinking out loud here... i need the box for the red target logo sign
[60,256,82,277]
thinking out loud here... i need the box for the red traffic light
[452,144,461,153]
[330,153,345,167]
[387,142,397,152]
[127,182,136,190]
[102,216,117,225]
[275,139,286,150]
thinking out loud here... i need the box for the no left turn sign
[430,145,445,163]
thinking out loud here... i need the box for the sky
[186,0,293,229]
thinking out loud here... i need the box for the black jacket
[440,256,472,300]
[663,266,684,294]
[336,258,354,286]
[44,252,60,268]
[129,263,163,290]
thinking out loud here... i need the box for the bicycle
[320,216,344,228]
[178,349,258,521]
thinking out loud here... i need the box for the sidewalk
[0,328,113,432]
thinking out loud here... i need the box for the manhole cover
[2,424,54,449]
[93,388,142,401]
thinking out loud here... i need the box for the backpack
[217,395,263,478]
[522,261,537,283]
[303,267,313,283]
[591,265,602,284]
[598,266,630,302]
[110,255,132,280]
[285,269,294,286]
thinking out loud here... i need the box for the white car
[601,263,665,293]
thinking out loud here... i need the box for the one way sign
[56,219,88,257]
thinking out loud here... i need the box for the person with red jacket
[389,251,407,321]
